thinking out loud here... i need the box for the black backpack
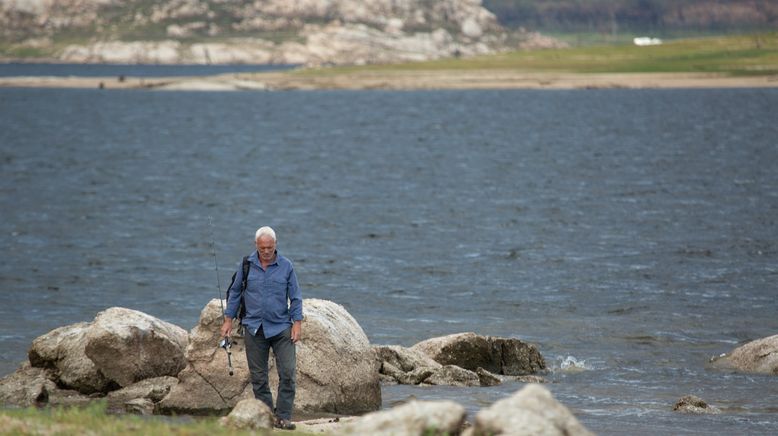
[225,256,250,320]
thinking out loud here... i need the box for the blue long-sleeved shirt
[225,250,303,338]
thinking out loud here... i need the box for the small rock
[219,398,274,430]
[710,334,778,375]
[426,365,480,387]
[374,345,441,373]
[47,387,94,407]
[397,367,436,385]
[106,376,178,412]
[476,367,502,387]
[673,395,721,414]
[472,384,594,436]
[0,363,57,407]
[125,398,155,415]
[513,375,547,384]
[344,399,466,435]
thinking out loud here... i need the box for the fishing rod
[208,216,234,376]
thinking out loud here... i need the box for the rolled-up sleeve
[287,265,303,321]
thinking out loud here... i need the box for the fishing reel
[219,336,234,376]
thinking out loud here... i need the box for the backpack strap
[235,256,250,336]
[241,256,250,292]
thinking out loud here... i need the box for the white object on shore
[634,37,663,46]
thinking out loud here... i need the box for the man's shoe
[274,417,296,430]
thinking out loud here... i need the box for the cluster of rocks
[0,299,382,416]
[2,296,775,433]
[1,0,567,66]
[375,332,546,388]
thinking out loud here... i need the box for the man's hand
[291,320,302,344]
[220,317,233,338]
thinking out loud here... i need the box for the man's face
[256,235,276,263]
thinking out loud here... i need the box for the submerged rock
[343,400,466,435]
[471,384,594,436]
[673,395,721,414]
[411,332,546,376]
[710,334,778,375]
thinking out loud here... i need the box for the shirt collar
[249,250,279,267]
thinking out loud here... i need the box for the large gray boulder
[285,298,381,414]
[28,322,113,393]
[158,298,381,416]
[157,298,249,415]
[0,363,57,407]
[344,400,466,435]
[711,334,778,375]
[26,308,189,394]
[471,384,594,436]
[412,332,546,376]
[84,307,189,388]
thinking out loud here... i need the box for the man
[221,226,303,430]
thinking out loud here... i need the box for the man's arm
[221,262,245,337]
[288,265,303,343]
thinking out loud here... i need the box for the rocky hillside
[0,0,561,65]
[485,0,778,32]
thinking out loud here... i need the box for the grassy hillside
[297,33,778,77]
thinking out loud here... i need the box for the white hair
[255,226,277,242]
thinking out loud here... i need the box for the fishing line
[208,216,234,376]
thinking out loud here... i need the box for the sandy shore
[1,70,777,91]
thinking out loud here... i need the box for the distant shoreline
[1,70,776,91]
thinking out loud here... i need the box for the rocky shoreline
[1,299,775,434]
[1,70,777,91]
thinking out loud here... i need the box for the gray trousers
[244,325,296,420]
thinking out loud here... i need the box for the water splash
[558,355,591,373]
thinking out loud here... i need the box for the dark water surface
[0,62,295,77]
[1,87,777,434]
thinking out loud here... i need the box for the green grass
[294,32,778,77]
[0,402,314,436]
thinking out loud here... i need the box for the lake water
[1,86,776,434]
